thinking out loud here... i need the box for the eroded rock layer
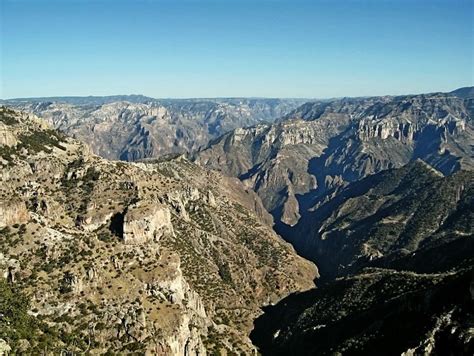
[4,97,305,161]
[0,107,316,355]
[196,90,474,227]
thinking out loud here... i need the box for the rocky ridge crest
[197,91,474,227]
[0,107,316,354]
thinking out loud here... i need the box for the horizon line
[1,85,472,102]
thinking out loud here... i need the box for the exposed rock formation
[251,161,473,355]
[4,97,305,161]
[282,160,474,278]
[0,199,29,228]
[196,90,474,227]
[123,202,174,244]
[0,122,17,147]
[0,107,316,354]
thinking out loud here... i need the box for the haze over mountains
[3,97,306,161]
[1,87,473,355]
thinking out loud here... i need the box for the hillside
[4,97,305,161]
[196,90,474,228]
[280,160,474,278]
[250,162,473,355]
[251,267,473,355]
[0,107,316,354]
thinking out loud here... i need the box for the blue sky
[1,0,472,98]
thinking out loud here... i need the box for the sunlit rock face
[197,91,474,227]
[0,106,316,355]
[5,97,305,161]
[123,202,174,244]
[0,199,29,228]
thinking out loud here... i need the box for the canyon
[1,87,473,355]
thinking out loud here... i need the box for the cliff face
[5,98,305,161]
[284,160,474,278]
[251,267,474,356]
[196,92,474,227]
[122,202,174,245]
[0,107,316,355]
[0,200,29,229]
[250,161,474,356]
[247,92,474,354]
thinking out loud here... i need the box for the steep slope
[251,267,473,356]
[450,86,474,99]
[281,160,474,278]
[0,107,316,354]
[250,162,474,355]
[5,97,305,161]
[196,90,474,227]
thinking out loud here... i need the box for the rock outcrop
[0,122,17,147]
[196,90,474,228]
[0,199,29,228]
[123,202,174,244]
[4,97,305,161]
[0,106,316,355]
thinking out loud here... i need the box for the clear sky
[1,0,473,99]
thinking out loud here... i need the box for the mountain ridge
[4,98,307,161]
[1,86,473,355]
[196,89,474,229]
[0,106,316,354]
[250,160,473,355]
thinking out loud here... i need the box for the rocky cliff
[4,97,305,161]
[250,161,473,355]
[196,90,474,227]
[193,89,474,355]
[281,160,474,278]
[0,107,316,354]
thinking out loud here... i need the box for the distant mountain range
[2,97,306,160]
[197,88,474,229]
